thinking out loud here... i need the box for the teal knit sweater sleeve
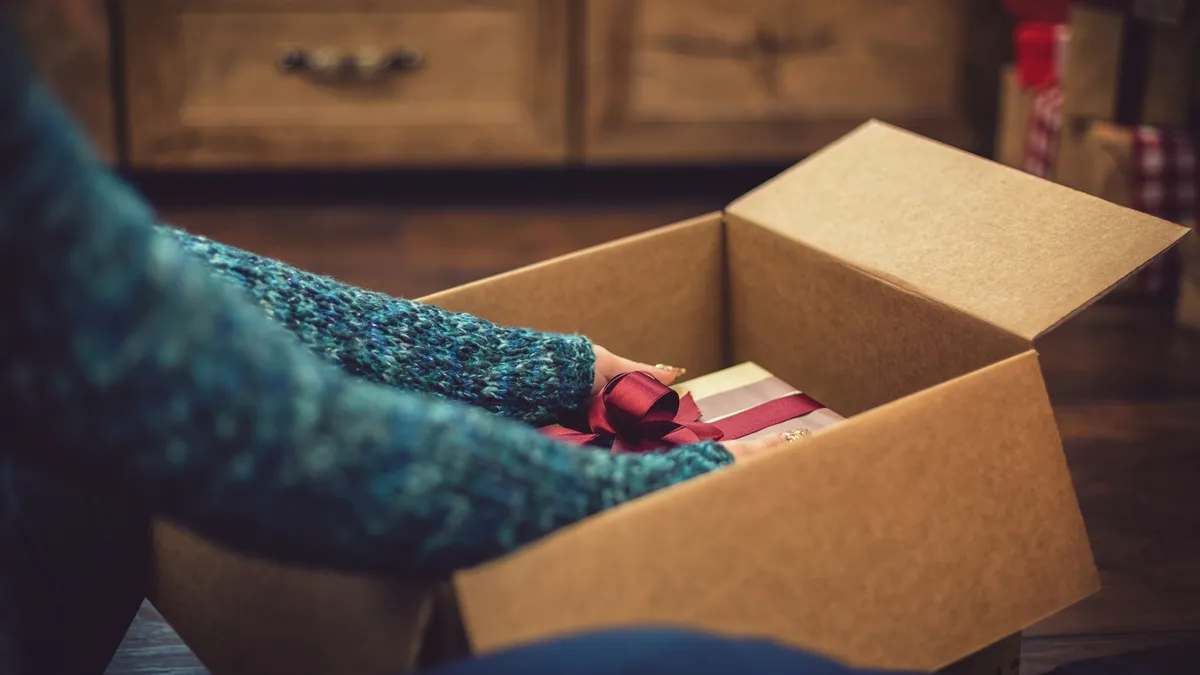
[160,226,594,425]
[0,34,734,576]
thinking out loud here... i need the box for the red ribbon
[540,371,826,454]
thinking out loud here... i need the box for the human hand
[591,345,686,396]
[722,429,808,461]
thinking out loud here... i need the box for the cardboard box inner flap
[152,121,1189,675]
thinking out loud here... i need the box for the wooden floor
[104,169,1200,675]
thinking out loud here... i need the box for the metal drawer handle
[279,47,424,83]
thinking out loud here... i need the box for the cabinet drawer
[121,0,568,168]
[585,0,990,163]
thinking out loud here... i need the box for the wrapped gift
[672,362,843,442]
[1007,21,1067,176]
[1024,84,1066,179]
[539,362,843,453]
[1061,3,1195,128]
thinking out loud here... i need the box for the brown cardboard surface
[453,351,1099,672]
[995,64,1035,169]
[421,212,727,378]
[1079,121,1136,209]
[725,213,1028,416]
[1061,5,1194,128]
[727,121,1189,341]
[150,521,433,675]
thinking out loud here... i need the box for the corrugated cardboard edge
[453,351,1099,672]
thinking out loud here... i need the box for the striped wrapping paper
[672,362,844,442]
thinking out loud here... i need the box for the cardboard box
[1061,4,1195,128]
[148,121,1189,675]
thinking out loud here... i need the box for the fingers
[609,354,684,385]
[593,345,686,388]
[642,362,686,385]
[724,429,806,462]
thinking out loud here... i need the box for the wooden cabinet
[33,0,1001,168]
[583,0,985,163]
[120,0,569,168]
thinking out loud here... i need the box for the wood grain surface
[119,0,569,168]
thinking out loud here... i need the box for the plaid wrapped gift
[1129,127,1196,293]
[1024,85,1064,178]
[1019,19,1069,177]
[1131,127,1196,225]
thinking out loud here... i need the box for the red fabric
[1130,127,1197,292]
[540,371,824,454]
[1015,22,1061,90]
[1005,0,1068,22]
[1131,127,1197,225]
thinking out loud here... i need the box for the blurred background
[24,1,1200,674]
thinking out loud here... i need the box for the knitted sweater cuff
[545,333,596,411]
[672,441,736,477]
[476,327,596,420]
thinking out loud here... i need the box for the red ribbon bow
[540,371,725,454]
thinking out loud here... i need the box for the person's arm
[159,226,594,425]
[0,35,734,576]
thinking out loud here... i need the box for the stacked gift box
[996,0,1199,329]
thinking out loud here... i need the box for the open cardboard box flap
[728,121,1187,341]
